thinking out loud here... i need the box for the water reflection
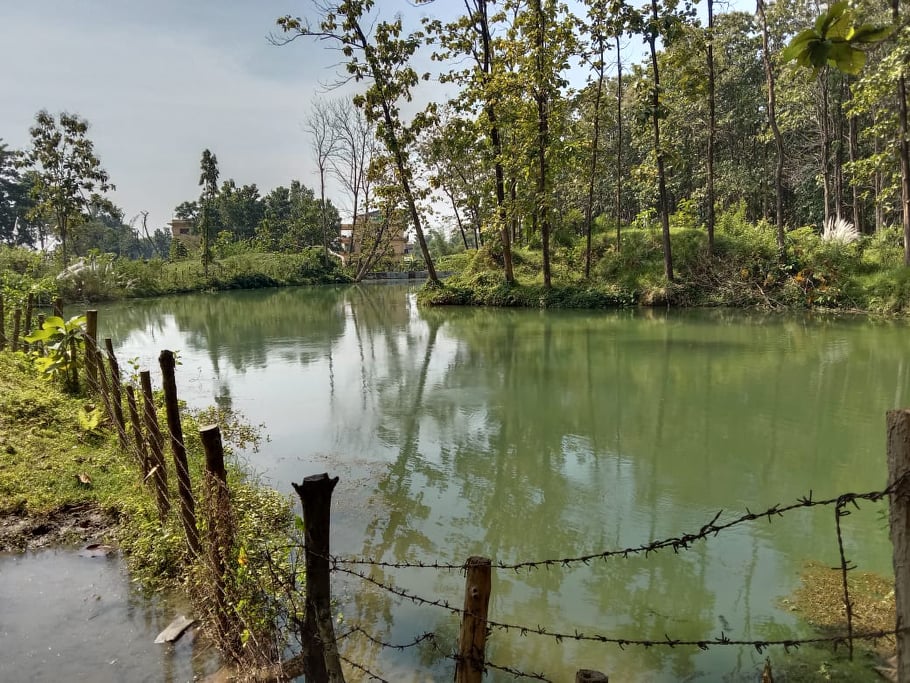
[96,286,908,681]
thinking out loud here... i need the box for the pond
[95,283,907,681]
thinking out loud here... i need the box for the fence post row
[159,349,200,557]
[103,338,128,448]
[293,473,345,683]
[140,369,170,522]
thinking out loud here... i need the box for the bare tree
[304,99,340,263]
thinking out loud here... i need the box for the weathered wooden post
[455,556,492,683]
[159,350,199,556]
[84,310,99,393]
[96,346,117,429]
[140,370,170,521]
[125,385,150,476]
[23,292,34,337]
[576,670,608,682]
[11,308,21,352]
[889,408,910,683]
[103,338,128,448]
[52,297,63,318]
[200,424,233,641]
[292,473,345,683]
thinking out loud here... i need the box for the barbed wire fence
[23,304,910,682]
[272,409,910,683]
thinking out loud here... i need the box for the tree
[706,0,716,253]
[305,99,340,263]
[216,180,263,241]
[198,149,219,276]
[328,98,378,260]
[21,111,113,265]
[277,2,440,284]
[0,140,34,246]
[428,0,516,283]
[756,0,786,254]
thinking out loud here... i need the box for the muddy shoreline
[0,502,118,552]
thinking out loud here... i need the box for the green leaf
[24,328,57,343]
[829,43,866,74]
[850,24,894,44]
[782,30,819,63]
[42,316,65,329]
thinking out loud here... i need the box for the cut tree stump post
[85,310,99,393]
[200,424,233,641]
[159,350,199,556]
[22,293,34,351]
[292,473,345,683]
[888,408,910,683]
[140,370,170,522]
[11,308,21,352]
[576,671,609,682]
[126,385,150,477]
[52,297,63,318]
[103,338,128,448]
[455,556,492,683]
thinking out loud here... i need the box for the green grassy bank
[424,215,910,317]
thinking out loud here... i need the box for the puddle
[0,549,221,683]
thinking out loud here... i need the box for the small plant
[23,314,87,393]
[822,216,860,244]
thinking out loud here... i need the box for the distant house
[338,210,412,266]
[169,218,200,250]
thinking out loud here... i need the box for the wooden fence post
[84,310,99,393]
[125,385,150,477]
[888,408,910,683]
[52,297,63,318]
[455,556,492,683]
[200,424,234,641]
[23,292,34,339]
[159,350,199,556]
[103,338,128,448]
[576,671,608,682]
[292,473,345,683]
[11,308,21,352]
[0,296,6,351]
[140,370,170,522]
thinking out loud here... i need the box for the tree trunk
[615,35,623,253]
[533,0,552,288]
[848,80,862,232]
[583,39,605,279]
[648,1,673,282]
[757,0,786,255]
[706,0,716,254]
[897,1,910,264]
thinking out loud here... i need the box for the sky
[0,0,454,231]
[0,0,750,234]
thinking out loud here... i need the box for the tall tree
[305,99,340,263]
[277,1,440,284]
[426,0,516,282]
[756,0,786,254]
[644,0,674,280]
[22,111,113,265]
[198,149,219,276]
[705,0,716,253]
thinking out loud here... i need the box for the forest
[1,0,909,314]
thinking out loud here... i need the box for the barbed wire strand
[333,563,900,653]
[326,481,901,572]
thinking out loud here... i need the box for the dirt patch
[0,502,118,552]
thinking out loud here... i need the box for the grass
[0,352,139,517]
[421,213,910,317]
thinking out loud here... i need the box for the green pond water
[95,283,908,681]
